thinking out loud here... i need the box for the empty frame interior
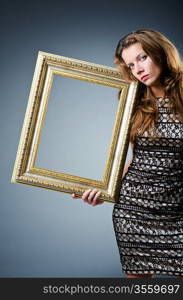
[11,51,138,203]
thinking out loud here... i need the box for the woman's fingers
[72,189,104,206]
[92,191,103,206]
[87,189,99,203]
[82,189,92,201]
[83,189,103,205]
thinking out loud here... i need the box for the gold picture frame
[11,51,138,203]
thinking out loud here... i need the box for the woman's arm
[122,143,134,178]
[122,159,132,177]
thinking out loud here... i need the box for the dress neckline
[155,97,173,108]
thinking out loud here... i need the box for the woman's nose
[136,63,144,74]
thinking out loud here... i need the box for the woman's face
[121,42,162,88]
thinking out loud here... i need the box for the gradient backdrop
[1,0,183,277]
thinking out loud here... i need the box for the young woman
[72,29,183,278]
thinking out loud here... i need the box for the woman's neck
[150,85,165,98]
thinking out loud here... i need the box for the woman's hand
[72,189,104,206]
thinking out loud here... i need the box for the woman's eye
[140,55,147,61]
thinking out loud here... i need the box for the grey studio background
[1,0,183,277]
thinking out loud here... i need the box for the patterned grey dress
[112,97,183,276]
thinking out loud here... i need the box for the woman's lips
[141,74,149,81]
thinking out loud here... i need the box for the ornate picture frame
[11,51,138,203]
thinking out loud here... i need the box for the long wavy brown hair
[115,29,183,143]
